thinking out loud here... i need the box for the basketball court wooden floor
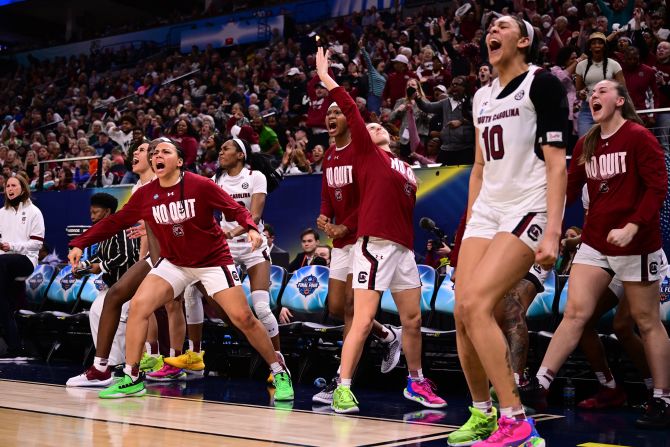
[0,363,668,447]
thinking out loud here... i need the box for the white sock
[170,348,176,357]
[513,372,520,386]
[500,406,526,420]
[595,371,616,389]
[336,364,341,376]
[123,364,139,381]
[409,368,424,381]
[188,339,194,352]
[270,362,284,375]
[340,378,352,387]
[653,388,670,405]
[536,366,554,390]
[93,356,108,372]
[473,400,493,415]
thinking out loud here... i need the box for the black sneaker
[518,376,548,412]
[0,347,33,362]
[636,398,670,428]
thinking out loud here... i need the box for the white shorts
[229,238,271,270]
[330,244,354,282]
[150,258,242,298]
[463,200,548,252]
[573,243,668,282]
[352,236,421,292]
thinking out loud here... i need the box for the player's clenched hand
[535,237,558,270]
[68,247,83,268]
[325,223,349,240]
[316,214,330,231]
[607,223,638,248]
[248,229,263,251]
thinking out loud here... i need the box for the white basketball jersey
[472,68,547,212]
[214,168,266,236]
[131,176,156,195]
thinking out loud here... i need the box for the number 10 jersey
[472,67,564,213]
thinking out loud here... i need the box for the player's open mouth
[155,162,165,170]
[488,39,502,51]
[132,158,139,165]
[328,121,338,130]
[592,101,602,112]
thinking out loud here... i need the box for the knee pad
[251,290,278,338]
[184,283,204,324]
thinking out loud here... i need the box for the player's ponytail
[580,81,642,164]
[230,138,282,193]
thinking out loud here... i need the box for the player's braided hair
[580,81,643,164]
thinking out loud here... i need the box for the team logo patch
[153,194,159,199]
[167,192,175,197]
[242,182,249,189]
[358,271,368,284]
[231,269,241,282]
[297,274,319,296]
[172,224,184,237]
[335,188,343,201]
[599,181,609,193]
[22,216,26,224]
[527,224,542,242]
[514,90,525,100]
[650,261,659,275]
[94,277,106,291]
[60,273,76,291]
[404,181,413,196]
[28,273,43,290]
[546,131,562,143]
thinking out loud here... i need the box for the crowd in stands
[0,0,668,194]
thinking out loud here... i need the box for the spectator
[622,46,660,126]
[168,119,199,171]
[93,132,116,156]
[596,0,635,33]
[263,224,286,255]
[52,168,76,191]
[575,32,625,136]
[0,174,45,359]
[107,115,136,155]
[390,78,430,148]
[655,41,670,149]
[312,244,331,266]
[251,116,282,158]
[359,37,387,114]
[416,75,475,165]
[288,227,320,272]
[382,54,417,109]
[552,46,585,151]
[310,145,325,173]
[306,77,331,150]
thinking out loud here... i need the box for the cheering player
[529,80,670,429]
[448,16,567,446]
[312,102,402,406]
[315,47,446,414]
[68,138,294,402]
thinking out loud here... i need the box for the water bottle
[563,378,576,406]
[314,377,327,389]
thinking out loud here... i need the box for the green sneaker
[140,353,163,373]
[447,406,498,446]
[99,374,146,399]
[331,385,359,414]
[273,372,294,401]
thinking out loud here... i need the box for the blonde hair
[580,81,642,164]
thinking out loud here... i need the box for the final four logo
[660,277,670,304]
[60,273,76,291]
[28,273,43,290]
[297,274,319,296]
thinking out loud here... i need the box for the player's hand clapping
[316,214,330,231]
[68,247,83,268]
[324,223,348,240]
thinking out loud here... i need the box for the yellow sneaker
[164,350,205,372]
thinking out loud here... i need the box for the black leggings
[0,254,34,349]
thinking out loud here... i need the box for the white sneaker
[66,366,114,387]
[380,325,402,373]
[312,377,339,404]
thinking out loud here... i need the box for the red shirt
[331,87,417,249]
[71,173,257,267]
[306,74,332,131]
[567,121,667,256]
[622,64,660,111]
[382,70,418,108]
[169,135,198,167]
[320,143,359,248]
[654,59,670,108]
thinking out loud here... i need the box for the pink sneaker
[473,416,545,446]
[146,364,186,382]
[403,377,447,408]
